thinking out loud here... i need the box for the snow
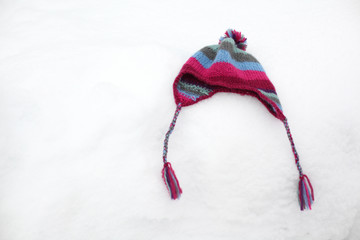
[0,0,360,239]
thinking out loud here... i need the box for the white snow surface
[0,0,360,239]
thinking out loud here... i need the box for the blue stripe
[193,50,265,72]
[275,103,283,111]
[177,87,201,101]
[269,103,283,112]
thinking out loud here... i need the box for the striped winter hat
[162,29,314,211]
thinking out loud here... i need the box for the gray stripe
[178,80,212,96]
[267,95,281,106]
[200,41,259,63]
[259,90,282,106]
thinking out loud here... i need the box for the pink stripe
[183,58,275,90]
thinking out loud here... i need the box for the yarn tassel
[298,174,314,210]
[162,162,182,199]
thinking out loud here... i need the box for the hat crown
[173,30,285,121]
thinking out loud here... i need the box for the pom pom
[162,162,182,199]
[298,174,314,210]
[219,29,247,51]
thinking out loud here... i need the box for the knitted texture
[162,29,314,211]
[173,35,284,121]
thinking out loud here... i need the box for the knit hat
[161,29,314,211]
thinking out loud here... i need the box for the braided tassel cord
[162,103,182,199]
[283,119,314,211]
